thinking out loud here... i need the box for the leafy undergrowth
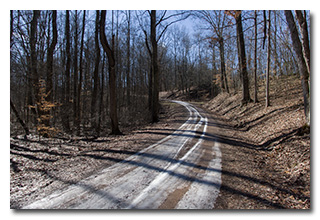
[203,75,310,209]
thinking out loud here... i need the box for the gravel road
[23,100,221,209]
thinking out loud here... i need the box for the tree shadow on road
[11,118,304,209]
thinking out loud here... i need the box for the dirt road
[23,100,221,209]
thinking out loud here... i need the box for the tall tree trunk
[285,10,310,126]
[77,10,86,135]
[254,10,258,103]
[263,10,267,49]
[143,30,153,111]
[218,38,225,91]
[218,37,229,93]
[211,43,217,97]
[100,10,122,135]
[235,11,251,105]
[73,10,79,128]
[151,10,159,123]
[148,64,153,111]
[45,10,57,126]
[295,10,311,75]
[126,10,131,106]
[92,10,100,135]
[273,10,278,76]
[266,10,271,107]
[30,10,40,120]
[46,10,57,103]
[64,10,71,132]
[97,55,105,137]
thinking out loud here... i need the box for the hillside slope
[167,75,310,209]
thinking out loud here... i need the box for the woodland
[10,10,310,137]
[9,10,311,209]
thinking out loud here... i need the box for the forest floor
[168,74,310,209]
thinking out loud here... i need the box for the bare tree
[126,10,131,106]
[196,10,229,93]
[100,10,122,135]
[235,11,251,104]
[147,10,190,122]
[266,10,271,107]
[30,10,41,120]
[91,10,100,134]
[63,10,71,132]
[150,10,159,122]
[254,10,258,103]
[73,10,79,127]
[46,10,57,105]
[77,10,86,135]
[285,10,310,126]
[295,10,310,75]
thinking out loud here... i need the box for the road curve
[23,100,222,209]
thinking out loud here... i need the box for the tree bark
[295,10,311,75]
[77,10,86,135]
[100,10,122,135]
[73,10,79,128]
[30,10,41,123]
[235,11,252,105]
[266,10,271,107]
[64,10,71,132]
[285,10,310,126]
[151,10,159,123]
[92,10,100,135]
[126,10,131,106]
[219,37,229,93]
[254,10,258,103]
[46,10,57,104]
[211,42,217,97]
[263,10,267,49]
[273,10,278,76]
[45,10,57,127]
